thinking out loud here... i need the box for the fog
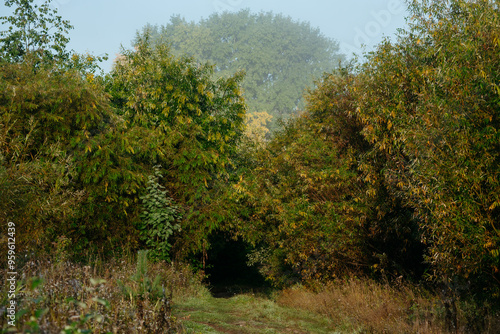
[1,0,409,72]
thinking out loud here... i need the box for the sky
[1,0,409,72]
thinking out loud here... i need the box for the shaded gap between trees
[205,231,271,298]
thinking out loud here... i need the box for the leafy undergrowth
[0,253,205,333]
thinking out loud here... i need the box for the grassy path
[174,293,341,334]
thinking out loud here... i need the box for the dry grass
[0,255,209,333]
[277,279,448,333]
[3,256,500,333]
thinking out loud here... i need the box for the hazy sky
[1,0,409,72]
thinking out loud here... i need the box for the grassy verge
[2,254,498,333]
[176,294,336,334]
[277,279,500,333]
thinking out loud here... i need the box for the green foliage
[233,0,500,300]
[232,112,368,284]
[143,10,343,131]
[351,0,500,297]
[0,0,73,63]
[108,34,247,255]
[0,60,111,254]
[231,64,426,284]
[304,68,426,280]
[139,166,181,261]
[0,58,147,256]
[3,0,498,313]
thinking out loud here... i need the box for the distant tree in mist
[140,9,344,133]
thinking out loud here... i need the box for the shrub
[138,167,181,261]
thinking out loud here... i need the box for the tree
[143,10,343,132]
[108,34,247,257]
[231,66,426,285]
[352,0,500,299]
[0,0,73,62]
[0,59,139,257]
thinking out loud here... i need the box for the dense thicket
[231,68,425,286]
[0,0,246,260]
[354,0,500,298]
[1,0,499,312]
[107,34,246,257]
[0,60,119,255]
[233,0,499,303]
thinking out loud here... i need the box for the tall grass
[277,279,500,333]
[0,253,208,333]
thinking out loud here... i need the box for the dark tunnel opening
[205,232,271,298]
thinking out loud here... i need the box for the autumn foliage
[1,0,499,316]
[231,0,500,305]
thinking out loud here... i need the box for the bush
[138,167,181,261]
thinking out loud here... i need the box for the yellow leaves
[480,69,488,80]
[387,120,393,130]
[197,83,205,94]
[86,73,95,83]
[244,111,272,143]
[162,105,171,116]
[489,200,500,211]
[494,84,500,97]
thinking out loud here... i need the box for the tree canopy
[108,34,247,256]
[0,0,73,62]
[231,0,500,302]
[2,0,500,314]
[0,1,247,258]
[142,9,344,132]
